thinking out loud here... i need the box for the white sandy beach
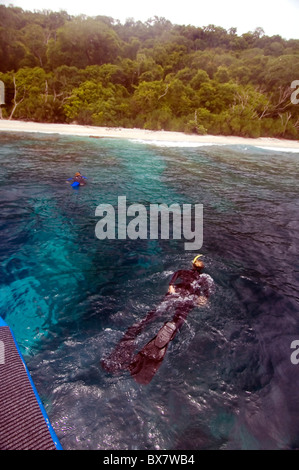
[0,119,299,151]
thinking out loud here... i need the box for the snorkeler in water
[102,255,215,384]
[66,172,87,186]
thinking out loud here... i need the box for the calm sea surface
[0,131,298,450]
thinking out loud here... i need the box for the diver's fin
[129,322,177,385]
[154,322,176,348]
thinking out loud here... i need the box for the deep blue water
[0,131,298,450]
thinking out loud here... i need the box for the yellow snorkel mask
[192,254,204,270]
[192,254,203,264]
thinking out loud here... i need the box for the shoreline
[0,119,299,151]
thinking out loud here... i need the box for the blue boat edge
[0,316,63,450]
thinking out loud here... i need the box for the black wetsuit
[168,269,214,329]
[169,269,213,298]
[102,269,214,374]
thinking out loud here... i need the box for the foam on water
[129,138,226,148]
[256,146,299,153]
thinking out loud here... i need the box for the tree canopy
[0,5,298,139]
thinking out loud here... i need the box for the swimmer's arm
[168,285,176,294]
[168,270,183,294]
[197,296,208,306]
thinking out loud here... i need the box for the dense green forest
[0,5,299,138]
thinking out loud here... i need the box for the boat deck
[0,320,62,450]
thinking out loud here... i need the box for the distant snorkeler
[66,172,87,186]
[102,255,215,385]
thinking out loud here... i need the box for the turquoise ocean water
[0,131,298,450]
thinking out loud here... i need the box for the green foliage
[190,70,210,90]
[214,66,230,83]
[0,67,65,121]
[64,80,130,126]
[46,18,121,69]
[0,5,299,139]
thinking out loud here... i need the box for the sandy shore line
[0,119,299,151]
